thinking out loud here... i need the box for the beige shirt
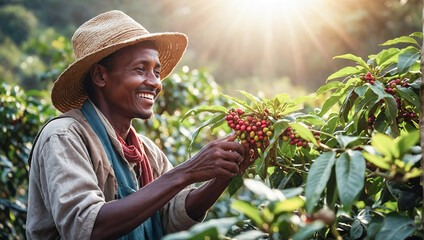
[26,106,199,240]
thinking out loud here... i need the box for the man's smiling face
[99,41,162,121]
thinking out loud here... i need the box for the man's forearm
[185,177,231,220]
[91,168,188,239]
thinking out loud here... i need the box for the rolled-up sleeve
[146,143,203,234]
[160,187,203,234]
[34,131,105,239]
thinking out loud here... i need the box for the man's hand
[238,142,259,176]
[179,133,245,184]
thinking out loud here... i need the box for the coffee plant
[0,80,56,239]
[167,32,423,239]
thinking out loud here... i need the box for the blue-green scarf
[81,100,163,240]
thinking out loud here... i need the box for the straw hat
[51,10,188,113]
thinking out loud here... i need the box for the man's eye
[136,68,146,73]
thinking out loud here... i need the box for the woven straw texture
[51,10,188,113]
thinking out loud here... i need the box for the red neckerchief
[116,127,153,187]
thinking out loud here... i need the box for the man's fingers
[221,141,245,156]
[220,132,238,142]
[220,150,244,164]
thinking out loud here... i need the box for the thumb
[222,132,238,142]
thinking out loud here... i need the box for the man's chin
[137,111,154,120]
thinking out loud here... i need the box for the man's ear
[90,63,107,88]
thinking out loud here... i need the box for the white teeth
[137,93,154,100]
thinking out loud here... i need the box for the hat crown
[72,10,149,59]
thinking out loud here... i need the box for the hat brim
[51,32,188,113]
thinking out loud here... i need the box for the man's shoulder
[38,109,87,140]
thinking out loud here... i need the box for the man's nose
[143,74,162,95]
[145,72,161,88]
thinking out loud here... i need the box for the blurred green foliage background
[0,0,421,95]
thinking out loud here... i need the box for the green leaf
[409,32,422,39]
[374,112,389,133]
[228,175,243,196]
[353,89,377,117]
[334,54,369,69]
[209,118,226,132]
[281,187,304,199]
[273,197,305,214]
[163,218,238,240]
[375,215,415,240]
[367,82,397,123]
[281,106,301,116]
[380,36,419,47]
[318,80,356,117]
[188,113,226,154]
[350,219,365,240]
[279,140,296,159]
[356,111,368,134]
[232,200,264,226]
[322,115,339,134]
[263,119,289,161]
[409,60,421,72]
[396,130,420,157]
[336,151,366,209]
[274,93,291,104]
[162,227,219,240]
[376,48,400,68]
[244,179,284,201]
[327,66,364,81]
[255,152,267,180]
[335,135,361,149]
[316,81,342,95]
[326,168,338,207]
[340,89,358,122]
[305,152,337,213]
[362,152,391,170]
[291,95,316,105]
[367,81,392,100]
[371,133,397,158]
[181,105,227,122]
[396,86,420,107]
[354,85,368,98]
[383,96,398,125]
[290,122,318,146]
[233,230,267,240]
[295,115,325,126]
[237,90,260,105]
[292,221,325,240]
[397,48,420,74]
[221,93,254,111]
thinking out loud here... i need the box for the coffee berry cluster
[398,110,418,124]
[382,78,418,124]
[280,126,320,148]
[368,114,376,130]
[384,78,409,94]
[225,108,274,148]
[359,72,375,85]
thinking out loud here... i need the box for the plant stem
[271,161,308,174]
[317,142,345,153]
[315,130,337,140]
[330,224,343,240]
[298,150,306,171]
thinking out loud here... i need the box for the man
[26,10,255,239]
